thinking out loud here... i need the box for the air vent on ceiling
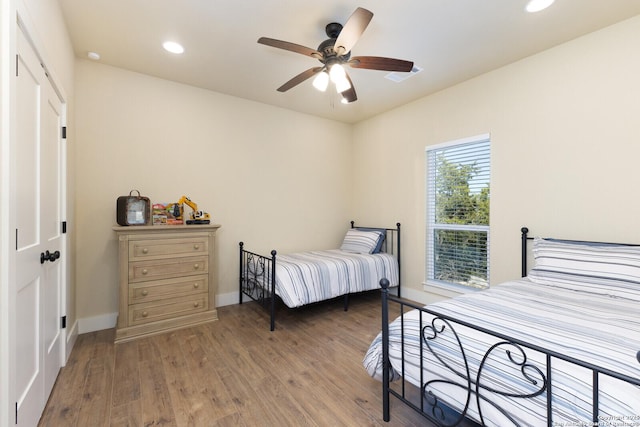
[385,65,423,83]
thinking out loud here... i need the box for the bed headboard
[351,220,401,295]
[350,221,401,257]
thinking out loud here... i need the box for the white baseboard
[218,288,429,307]
[78,312,118,334]
[216,291,240,307]
[400,287,430,306]
[219,288,429,307]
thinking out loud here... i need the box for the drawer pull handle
[193,244,200,250]
[142,311,148,318]
[194,263,200,270]
[142,269,148,275]
[141,290,148,296]
[193,302,199,308]
[193,283,199,289]
[142,248,148,254]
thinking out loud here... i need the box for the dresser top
[113,224,221,234]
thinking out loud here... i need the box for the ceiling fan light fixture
[329,64,351,92]
[312,71,329,91]
[329,63,346,83]
[525,0,555,13]
[258,7,411,105]
[335,76,351,93]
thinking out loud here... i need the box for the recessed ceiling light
[87,51,101,60]
[162,41,184,54]
[526,0,555,13]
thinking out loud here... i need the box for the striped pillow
[357,228,386,253]
[340,229,381,254]
[528,237,640,292]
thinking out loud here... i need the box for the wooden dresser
[113,224,220,343]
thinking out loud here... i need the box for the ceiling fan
[258,7,414,103]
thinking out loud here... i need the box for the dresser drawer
[128,236,208,261]
[128,294,208,326]
[129,256,207,282]
[129,275,208,303]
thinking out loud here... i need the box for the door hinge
[15,54,19,76]
[61,126,67,139]
[62,221,67,234]
[61,316,67,329]
[15,401,18,424]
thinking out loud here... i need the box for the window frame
[425,133,491,294]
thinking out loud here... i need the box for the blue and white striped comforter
[275,249,398,308]
[363,278,640,426]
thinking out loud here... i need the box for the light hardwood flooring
[38,292,433,426]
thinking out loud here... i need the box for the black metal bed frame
[380,226,640,426]
[239,221,401,331]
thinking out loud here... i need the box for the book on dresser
[113,224,220,343]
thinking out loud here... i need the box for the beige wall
[75,15,640,325]
[74,60,353,324]
[352,15,640,304]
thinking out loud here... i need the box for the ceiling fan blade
[277,67,323,92]
[258,37,322,59]
[333,7,373,56]
[348,56,414,72]
[340,72,357,103]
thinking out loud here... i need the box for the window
[426,134,490,290]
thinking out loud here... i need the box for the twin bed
[364,228,640,426]
[239,221,401,331]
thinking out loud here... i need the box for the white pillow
[528,237,640,296]
[340,229,382,254]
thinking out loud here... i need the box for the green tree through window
[427,136,490,289]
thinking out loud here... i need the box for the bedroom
[1,0,640,425]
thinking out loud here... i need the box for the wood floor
[38,292,433,426]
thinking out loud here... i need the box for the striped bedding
[273,249,399,308]
[363,277,640,425]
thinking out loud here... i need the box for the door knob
[40,250,61,264]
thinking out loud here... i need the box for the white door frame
[1,1,20,425]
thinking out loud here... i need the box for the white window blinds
[426,135,490,289]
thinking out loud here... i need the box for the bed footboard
[239,242,278,331]
[379,279,640,426]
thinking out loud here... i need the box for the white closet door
[15,26,65,427]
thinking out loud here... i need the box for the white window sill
[422,280,486,299]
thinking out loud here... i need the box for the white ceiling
[57,1,640,124]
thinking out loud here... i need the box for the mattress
[273,249,399,308]
[363,278,640,425]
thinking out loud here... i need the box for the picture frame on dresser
[113,224,221,343]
